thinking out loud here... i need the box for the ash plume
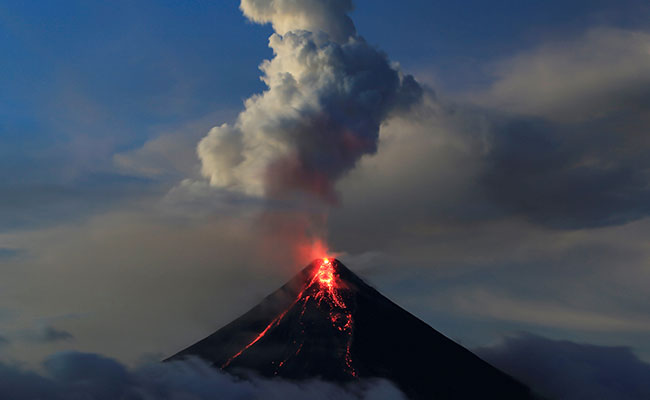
[240,0,357,43]
[198,0,421,203]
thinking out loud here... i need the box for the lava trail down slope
[167,259,533,400]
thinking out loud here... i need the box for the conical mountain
[167,259,533,399]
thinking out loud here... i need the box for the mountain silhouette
[167,258,533,399]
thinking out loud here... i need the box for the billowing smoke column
[198,0,421,202]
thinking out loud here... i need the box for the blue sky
[2,1,650,397]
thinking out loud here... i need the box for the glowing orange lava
[222,258,357,377]
[311,259,356,376]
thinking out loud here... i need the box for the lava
[311,258,356,376]
[222,258,357,377]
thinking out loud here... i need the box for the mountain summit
[167,259,532,399]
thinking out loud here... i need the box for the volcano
[167,259,532,399]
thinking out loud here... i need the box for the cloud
[330,27,650,231]
[330,93,488,251]
[0,248,21,260]
[113,111,237,182]
[475,28,650,123]
[23,326,74,343]
[449,289,650,332]
[0,335,9,347]
[481,116,650,229]
[0,206,311,365]
[198,0,421,202]
[0,352,406,400]
[240,0,356,44]
[114,133,200,179]
[0,174,158,232]
[473,28,650,228]
[477,333,650,400]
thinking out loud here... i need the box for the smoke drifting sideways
[198,0,422,203]
[0,352,406,400]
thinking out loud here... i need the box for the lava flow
[222,258,357,377]
[313,258,356,375]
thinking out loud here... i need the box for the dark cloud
[333,27,650,235]
[473,28,650,229]
[0,361,56,400]
[25,326,74,343]
[0,352,405,400]
[482,113,650,229]
[0,335,9,347]
[476,333,650,400]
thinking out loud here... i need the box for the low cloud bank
[477,333,650,400]
[0,352,405,400]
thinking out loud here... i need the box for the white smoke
[240,0,356,43]
[198,0,421,202]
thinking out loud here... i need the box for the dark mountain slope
[168,259,533,399]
